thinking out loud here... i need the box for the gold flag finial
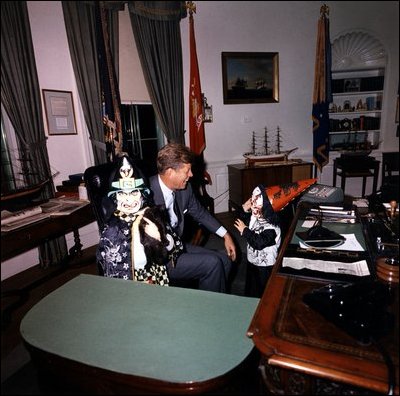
[320,4,329,17]
[186,1,196,16]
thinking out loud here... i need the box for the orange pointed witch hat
[265,178,317,212]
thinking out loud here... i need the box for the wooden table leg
[69,229,83,257]
[333,160,338,187]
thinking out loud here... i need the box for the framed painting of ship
[222,52,279,104]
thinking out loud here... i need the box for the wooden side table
[333,156,380,197]
[227,161,313,211]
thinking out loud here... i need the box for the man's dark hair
[157,143,195,174]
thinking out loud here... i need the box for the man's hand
[223,232,236,261]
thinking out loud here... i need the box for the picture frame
[42,89,77,135]
[343,78,361,93]
[222,52,279,104]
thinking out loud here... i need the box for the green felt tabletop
[20,274,259,384]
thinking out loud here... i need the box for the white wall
[178,1,399,211]
[1,1,398,279]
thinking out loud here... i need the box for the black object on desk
[303,280,395,345]
[333,155,380,197]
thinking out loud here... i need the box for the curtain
[128,1,187,144]
[1,1,68,267]
[63,1,124,164]
[62,1,108,165]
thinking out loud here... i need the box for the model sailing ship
[1,151,59,206]
[243,126,298,166]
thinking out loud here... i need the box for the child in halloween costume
[234,184,281,298]
[235,179,317,297]
[96,156,183,285]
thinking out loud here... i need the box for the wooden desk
[1,203,95,262]
[247,205,399,395]
[20,275,259,394]
[227,161,313,211]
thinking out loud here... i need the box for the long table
[1,202,95,262]
[20,274,259,394]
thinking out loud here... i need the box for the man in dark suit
[149,143,236,293]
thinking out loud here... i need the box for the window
[120,103,164,177]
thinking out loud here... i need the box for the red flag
[188,12,205,155]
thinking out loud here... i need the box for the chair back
[382,152,399,185]
[381,152,399,201]
[83,162,116,233]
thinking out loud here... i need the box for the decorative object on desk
[389,200,398,221]
[243,126,298,167]
[1,153,59,209]
[376,257,399,285]
[265,178,317,212]
[296,221,346,249]
[222,51,279,104]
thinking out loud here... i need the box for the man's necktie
[169,191,178,228]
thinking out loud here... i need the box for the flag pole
[186,1,214,215]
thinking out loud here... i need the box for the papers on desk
[1,206,43,225]
[282,257,370,277]
[1,198,89,232]
[306,207,357,224]
[1,209,51,232]
[40,198,88,216]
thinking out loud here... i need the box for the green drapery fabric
[1,1,68,267]
[128,1,187,144]
[62,1,108,165]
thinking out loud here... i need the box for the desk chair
[83,161,116,233]
[381,152,399,201]
[333,156,380,197]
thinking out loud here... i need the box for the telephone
[303,280,394,345]
[298,184,344,206]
